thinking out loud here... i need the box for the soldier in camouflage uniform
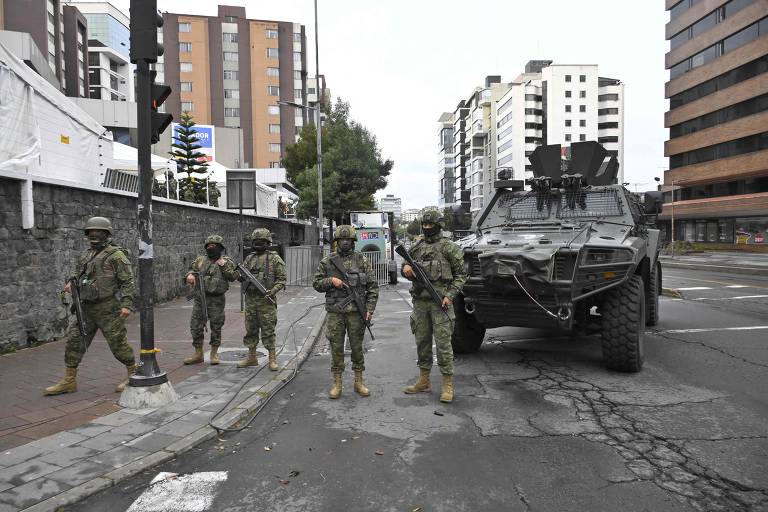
[44,217,137,395]
[183,235,239,365]
[237,228,286,370]
[313,225,379,399]
[402,209,466,403]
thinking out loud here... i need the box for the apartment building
[664,0,768,245]
[379,194,403,219]
[161,5,307,168]
[437,112,456,208]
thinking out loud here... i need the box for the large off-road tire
[600,274,645,372]
[451,294,486,354]
[646,260,660,327]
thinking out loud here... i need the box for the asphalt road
[72,268,768,512]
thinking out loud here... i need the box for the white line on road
[725,284,749,288]
[127,471,228,512]
[692,295,768,301]
[653,326,768,334]
[676,287,713,291]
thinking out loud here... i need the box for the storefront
[665,217,768,245]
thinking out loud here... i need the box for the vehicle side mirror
[643,191,663,215]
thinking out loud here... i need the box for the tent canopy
[111,141,176,176]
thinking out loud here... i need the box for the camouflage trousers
[410,298,455,375]
[326,311,366,373]
[191,294,226,347]
[64,298,135,368]
[243,293,277,351]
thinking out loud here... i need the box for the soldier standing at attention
[237,228,286,369]
[402,209,466,403]
[313,225,378,399]
[183,235,238,365]
[44,217,136,395]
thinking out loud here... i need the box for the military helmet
[84,216,113,234]
[333,225,357,241]
[251,228,273,243]
[205,234,225,247]
[420,209,444,227]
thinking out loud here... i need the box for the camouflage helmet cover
[84,216,113,234]
[205,234,225,247]
[333,225,357,241]
[420,209,444,227]
[251,228,273,242]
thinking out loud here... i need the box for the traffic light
[150,71,172,143]
[130,0,164,63]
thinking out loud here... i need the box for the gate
[285,246,323,286]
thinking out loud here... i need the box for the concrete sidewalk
[661,251,768,276]
[0,285,326,511]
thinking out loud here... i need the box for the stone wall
[0,178,318,349]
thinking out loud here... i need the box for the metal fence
[284,246,394,286]
[362,250,392,285]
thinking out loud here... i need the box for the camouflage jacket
[313,250,379,313]
[402,234,466,301]
[73,244,134,310]
[187,255,238,295]
[242,250,287,296]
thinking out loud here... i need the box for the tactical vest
[77,245,123,302]
[411,239,454,283]
[197,257,231,295]
[325,252,368,311]
[243,251,276,293]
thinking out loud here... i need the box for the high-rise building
[437,112,455,208]
[161,5,307,168]
[664,0,768,245]
[379,194,402,219]
[443,62,624,214]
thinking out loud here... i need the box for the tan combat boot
[354,370,370,397]
[329,372,343,399]
[183,346,204,365]
[268,350,278,371]
[440,374,454,403]
[44,367,78,395]
[403,368,431,394]
[238,347,259,368]
[210,346,220,365]
[115,364,137,392]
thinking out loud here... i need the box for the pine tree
[170,111,209,203]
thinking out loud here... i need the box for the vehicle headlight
[581,248,633,266]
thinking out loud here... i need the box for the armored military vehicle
[453,142,663,372]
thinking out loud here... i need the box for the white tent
[111,141,176,176]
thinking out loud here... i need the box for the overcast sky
[115,0,669,209]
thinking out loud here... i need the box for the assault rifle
[186,271,208,330]
[66,277,87,345]
[328,255,375,340]
[236,263,276,305]
[395,244,452,322]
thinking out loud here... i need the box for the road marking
[653,326,768,334]
[676,286,712,291]
[127,471,228,512]
[725,284,749,288]
[692,295,768,301]
[663,274,768,289]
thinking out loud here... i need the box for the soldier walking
[313,225,378,399]
[402,210,466,403]
[183,235,238,365]
[237,228,286,369]
[44,217,136,395]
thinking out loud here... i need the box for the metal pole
[238,182,244,312]
[671,179,675,259]
[314,0,323,248]
[131,58,167,387]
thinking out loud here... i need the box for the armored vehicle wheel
[451,295,486,353]
[600,274,645,372]
[646,261,660,326]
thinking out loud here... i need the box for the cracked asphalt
[73,268,768,512]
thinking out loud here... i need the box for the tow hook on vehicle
[465,300,476,314]
[556,303,574,329]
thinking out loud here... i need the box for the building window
[293,32,302,42]
[579,119,586,127]
[267,67,280,77]
[598,108,619,115]
[579,134,587,141]
[224,89,239,99]
[565,134,571,141]
[579,105,586,113]
[267,86,280,96]
[598,122,619,129]
[223,52,239,62]
[268,105,280,115]
[267,48,279,59]
[223,70,239,80]
[294,89,303,99]
[565,119,572,127]
[179,42,192,53]
[181,101,193,112]
[565,90,572,98]
[270,161,281,168]
[224,107,240,117]
[180,82,192,92]
[269,124,281,134]
[580,75,586,82]
[269,143,281,153]
[224,15,238,22]
[180,62,193,72]
[599,93,620,101]
[294,70,302,80]
[223,32,239,43]
[293,51,302,62]
[266,29,278,39]
[579,90,586,98]
[598,136,619,143]
[565,74,572,82]
[565,105,572,112]
[178,22,191,32]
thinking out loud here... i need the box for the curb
[661,287,683,299]
[21,309,327,512]
[661,260,768,277]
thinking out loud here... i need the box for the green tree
[406,218,421,237]
[283,99,393,227]
[170,111,209,204]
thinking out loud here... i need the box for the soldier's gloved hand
[63,281,72,294]
[402,265,415,278]
[216,258,227,267]
[441,297,452,309]
[330,277,344,289]
[366,311,373,322]
[186,274,196,285]
[266,289,277,299]
[119,308,131,319]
